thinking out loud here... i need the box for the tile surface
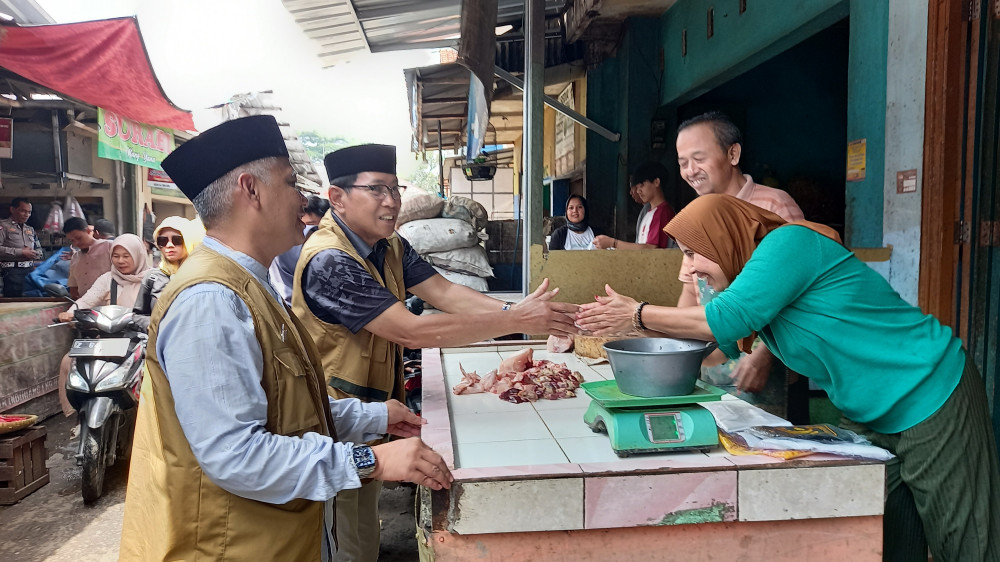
[538,408,598,439]
[424,345,887,530]
[738,464,886,521]
[451,410,552,444]
[584,472,738,529]
[455,438,569,469]
[449,478,584,534]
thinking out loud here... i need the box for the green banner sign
[97,108,175,170]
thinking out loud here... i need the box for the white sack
[398,218,485,254]
[398,189,444,226]
[433,266,490,292]
[424,245,493,278]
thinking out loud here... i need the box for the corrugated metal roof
[283,0,568,67]
[0,0,55,25]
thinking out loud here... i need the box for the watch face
[353,445,376,470]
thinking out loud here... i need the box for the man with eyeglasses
[120,119,452,562]
[292,144,579,561]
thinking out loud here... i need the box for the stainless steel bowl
[602,338,719,397]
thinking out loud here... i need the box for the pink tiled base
[429,516,883,561]
[584,472,738,529]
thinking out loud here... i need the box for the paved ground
[0,414,420,561]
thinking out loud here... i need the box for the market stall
[0,300,72,417]
[418,342,886,561]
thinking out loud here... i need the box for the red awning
[0,17,195,131]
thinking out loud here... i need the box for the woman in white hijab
[57,233,152,320]
[56,233,152,415]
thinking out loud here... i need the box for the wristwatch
[350,444,377,478]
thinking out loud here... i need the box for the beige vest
[119,246,337,561]
[291,213,406,405]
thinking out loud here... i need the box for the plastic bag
[43,201,64,233]
[64,195,86,222]
[719,430,814,460]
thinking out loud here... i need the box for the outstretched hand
[575,284,638,335]
[513,278,580,337]
[371,437,453,490]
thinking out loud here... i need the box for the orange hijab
[664,194,841,352]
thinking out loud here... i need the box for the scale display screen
[644,412,685,444]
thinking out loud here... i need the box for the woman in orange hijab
[577,194,999,562]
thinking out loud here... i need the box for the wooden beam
[423,97,468,105]
[919,0,969,329]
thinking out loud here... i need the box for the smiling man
[293,144,579,561]
[674,112,806,418]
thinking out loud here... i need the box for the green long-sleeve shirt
[704,225,964,433]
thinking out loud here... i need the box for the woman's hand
[732,346,774,393]
[575,284,638,335]
[57,311,74,323]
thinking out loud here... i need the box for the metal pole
[51,110,65,189]
[437,119,445,197]
[495,66,620,142]
[522,0,544,295]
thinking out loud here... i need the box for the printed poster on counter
[0,117,12,158]
[97,108,174,170]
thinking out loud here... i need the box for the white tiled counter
[418,343,887,561]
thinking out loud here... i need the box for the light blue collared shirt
[156,236,387,560]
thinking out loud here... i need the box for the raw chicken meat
[452,349,584,404]
[546,334,574,353]
[497,347,533,373]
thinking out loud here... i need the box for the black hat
[162,115,289,200]
[324,144,396,184]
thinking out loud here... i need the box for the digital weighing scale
[582,380,725,457]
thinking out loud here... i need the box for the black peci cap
[162,115,289,200]
[324,144,396,184]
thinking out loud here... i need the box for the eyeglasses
[347,184,403,200]
[156,235,184,248]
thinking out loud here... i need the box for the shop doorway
[668,18,850,237]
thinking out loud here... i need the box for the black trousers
[1,267,31,297]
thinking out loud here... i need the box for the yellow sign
[846,139,866,182]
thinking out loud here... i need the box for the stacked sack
[397,190,493,291]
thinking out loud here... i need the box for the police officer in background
[0,197,42,297]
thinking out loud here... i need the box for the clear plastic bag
[43,200,64,233]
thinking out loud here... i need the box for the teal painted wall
[585,50,628,237]
[659,0,848,106]
[585,19,665,240]
[845,0,890,247]
[656,0,888,245]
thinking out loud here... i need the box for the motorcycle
[46,284,146,503]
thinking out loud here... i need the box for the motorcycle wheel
[81,427,107,504]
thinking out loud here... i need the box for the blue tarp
[23,248,71,297]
